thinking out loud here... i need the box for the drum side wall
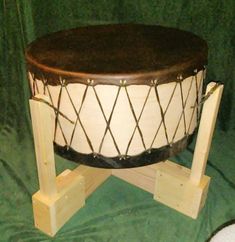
[28,70,204,157]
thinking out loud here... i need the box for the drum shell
[28,70,204,160]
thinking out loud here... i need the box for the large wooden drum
[26,24,207,168]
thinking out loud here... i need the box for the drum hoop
[27,63,206,87]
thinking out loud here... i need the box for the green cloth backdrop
[0,1,235,241]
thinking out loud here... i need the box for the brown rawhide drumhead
[26,24,207,168]
[26,24,207,85]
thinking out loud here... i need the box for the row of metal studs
[31,66,203,87]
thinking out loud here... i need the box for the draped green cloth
[0,1,235,241]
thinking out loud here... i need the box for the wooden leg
[30,95,111,236]
[190,82,224,185]
[154,161,210,218]
[113,161,210,219]
[153,82,223,218]
[32,165,111,236]
[29,95,57,197]
[113,82,223,219]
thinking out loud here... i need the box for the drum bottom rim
[54,134,194,168]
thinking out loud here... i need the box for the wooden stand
[30,82,223,236]
[153,82,224,218]
[29,96,111,236]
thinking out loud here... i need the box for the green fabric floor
[1,1,235,241]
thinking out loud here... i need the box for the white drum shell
[29,71,204,157]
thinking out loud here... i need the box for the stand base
[29,82,223,236]
[32,166,111,236]
[32,161,210,236]
[154,161,210,219]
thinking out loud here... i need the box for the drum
[26,24,207,168]
[209,222,235,242]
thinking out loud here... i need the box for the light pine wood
[29,95,57,197]
[73,165,111,197]
[30,96,111,236]
[154,160,210,219]
[32,166,111,237]
[112,160,211,219]
[112,164,158,193]
[190,82,224,185]
[32,171,85,236]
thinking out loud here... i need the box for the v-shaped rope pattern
[150,82,178,149]
[92,86,121,155]
[64,85,94,152]
[125,86,152,155]
[44,83,68,146]
[154,84,170,146]
[187,72,204,134]
[170,76,195,143]
[124,86,147,152]
[30,69,205,157]
[31,73,39,95]
[92,85,121,155]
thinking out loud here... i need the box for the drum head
[26,24,207,85]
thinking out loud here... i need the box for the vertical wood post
[190,82,224,185]
[29,94,57,197]
[29,94,110,236]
